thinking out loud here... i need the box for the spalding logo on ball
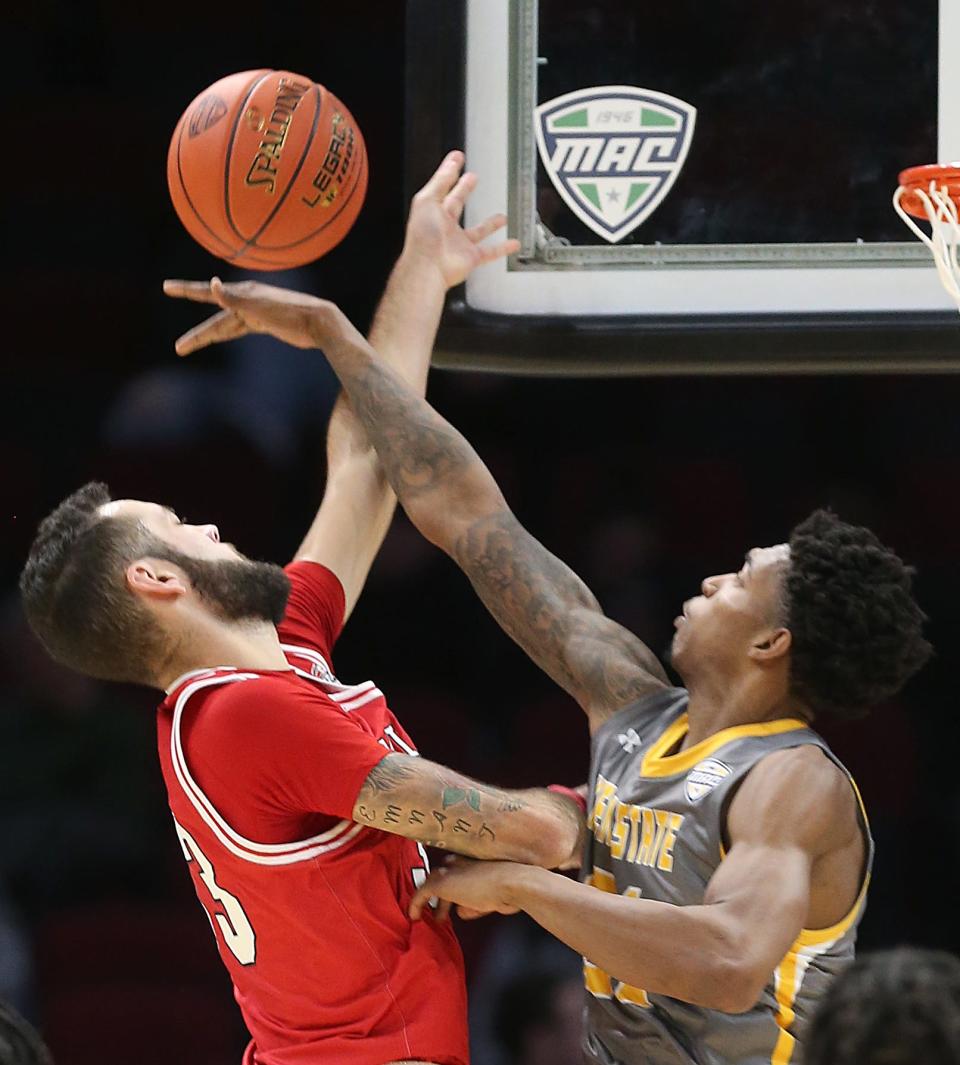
[167,69,368,270]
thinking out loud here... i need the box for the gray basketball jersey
[582,687,872,1065]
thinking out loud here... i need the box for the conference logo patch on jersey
[684,759,731,803]
[534,85,696,243]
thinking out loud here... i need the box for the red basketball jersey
[156,561,468,1065]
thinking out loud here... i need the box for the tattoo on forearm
[325,342,666,720]
[442,786,482,811]
[359,755,417,799]
[344,359,480,503]
[354,755,573,861]
[454,512,670,716]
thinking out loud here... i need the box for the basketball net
[893,178,960,309]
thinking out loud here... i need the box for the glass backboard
[406,0,960,372]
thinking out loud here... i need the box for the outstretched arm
[290,254,444,622]
[167,151,516,623]
[406,747,863,1012]
[289,307,669,725]
[352,753,585,869]
[163,284,667,727]
[292,151,515,621]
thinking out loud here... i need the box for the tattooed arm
[163,283,669,728]
[307,319,669,728]
[353,754,585,868]
[309,308,671,726]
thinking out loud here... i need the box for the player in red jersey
[19,154,586,1065]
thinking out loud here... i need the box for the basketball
[167,69,368,270]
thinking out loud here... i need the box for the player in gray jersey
[167,280,932,1065]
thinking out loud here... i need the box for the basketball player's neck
[682,673,805,750]
[156,618,292,692]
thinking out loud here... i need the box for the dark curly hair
[19,481,173,685]
[785,509,931,720]
[806,947,960,1065]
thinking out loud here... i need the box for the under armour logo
[617,728,642,753]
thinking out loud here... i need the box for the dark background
[2,3,958,1064]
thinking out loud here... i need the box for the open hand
[402,150,520,288]
[162,277,352,356]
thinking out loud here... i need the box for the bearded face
[172,553,292,626]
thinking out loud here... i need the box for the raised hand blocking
[164,150,519,357]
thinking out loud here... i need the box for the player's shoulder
[175,667,338,729]
[731,743,858,851]
[283,558,345,606]
[748,743,849,794]
[278,559,347,657]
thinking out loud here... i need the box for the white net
[893,178,960,309]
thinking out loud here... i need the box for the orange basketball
[167,69,368,270]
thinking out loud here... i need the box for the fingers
[175,308,248,357]
[163,279,221,305]
[476,237,521,265]
[210,275,232,308]
[456,904,520,919]
[415,149,466,203]
[435,898,453,923]
[456,905,489,921]
[443,170,478,221]
[464,213,509,244]
[409,868,447,921]
[464,215,520,265]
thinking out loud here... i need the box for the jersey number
[174,819,257,966]
[584,872,651,1008]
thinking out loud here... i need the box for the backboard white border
[464,0,956,316]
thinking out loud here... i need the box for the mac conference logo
[684,759,731,803]
[534,85,696,243]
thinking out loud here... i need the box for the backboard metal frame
[510,0,928,272]
[406,0,960,374]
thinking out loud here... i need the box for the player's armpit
[351,754,585,869]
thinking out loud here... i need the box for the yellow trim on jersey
[584,871,653,1009]
[584,870,618,1000]
[640,714,809,778]
[771,948,801,1065]
[796,870,871,947]
[769,770,872,1062]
